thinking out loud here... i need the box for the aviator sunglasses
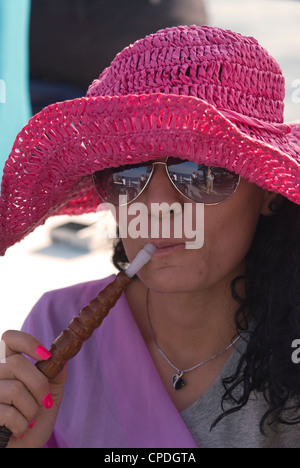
[93,157,240,206]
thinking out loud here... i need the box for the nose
[134,163,185,226]
[141,162,184,209]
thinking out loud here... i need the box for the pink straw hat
[0,25,299,255]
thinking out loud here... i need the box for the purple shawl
[22,275,197,448]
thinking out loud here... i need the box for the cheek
[115,206,146,263]
[119,235,139,264]
[203,198,262,278]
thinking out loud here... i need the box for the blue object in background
[0,0,31,179]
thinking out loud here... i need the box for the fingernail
[20,433,25,440]
[42,393,53,410]
[29,419,36,429]
[35,345,51,360]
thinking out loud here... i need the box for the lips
[144,240,186,258]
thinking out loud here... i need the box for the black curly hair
[112,198,300,433]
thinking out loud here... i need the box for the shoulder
[22,274,117,347]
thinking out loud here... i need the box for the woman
[0,25,299,448]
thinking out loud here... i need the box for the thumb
[48,364,68,404]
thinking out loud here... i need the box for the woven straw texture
[0,25,299,256]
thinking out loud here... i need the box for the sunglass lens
[167,158,240,204]
[93,163,152,205]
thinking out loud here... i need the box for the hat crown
[87,25,285,124]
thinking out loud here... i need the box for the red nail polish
[42,393,53,409]
[29,419,36,429]
[35,345,51,360]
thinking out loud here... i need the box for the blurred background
[0,0,299,335]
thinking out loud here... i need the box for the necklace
[146,289,240,390]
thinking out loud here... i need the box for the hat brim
[0,93,299,255]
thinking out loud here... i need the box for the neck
[126,270,244,408]
[148,282,240,368]
[127,270,243,371]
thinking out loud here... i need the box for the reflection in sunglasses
[93,159,240,206]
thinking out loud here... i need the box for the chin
[142,266,199,294]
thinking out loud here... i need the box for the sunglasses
[93,157,240,206]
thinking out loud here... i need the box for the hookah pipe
[0,243,156,448]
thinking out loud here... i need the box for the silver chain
[156,334,240,374]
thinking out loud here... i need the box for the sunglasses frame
[93,157,241,207]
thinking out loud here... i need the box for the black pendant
[172,371,185,390]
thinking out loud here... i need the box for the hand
[0,330,67,448]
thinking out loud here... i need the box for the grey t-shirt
[181,340,300,448]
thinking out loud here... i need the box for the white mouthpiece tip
[125,243,156,278]
[142,243,157,256]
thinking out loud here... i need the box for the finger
[0,354,51,408]
[1,330,50,361]
[0,380,38,424]
[48,363,68,398]
[0,403,28,438]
